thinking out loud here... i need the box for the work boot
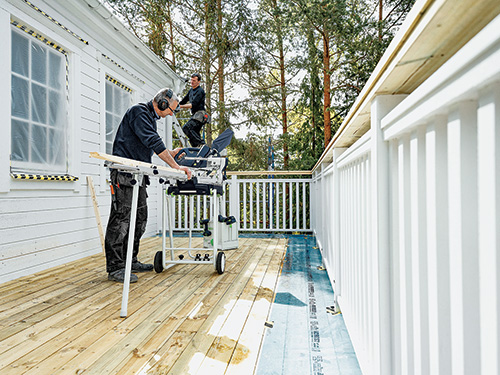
[108,269,138,283]
[132,261,154,273]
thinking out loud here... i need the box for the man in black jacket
[105,88,192,283]
[179,73,207,147]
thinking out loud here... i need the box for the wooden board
[86,176,105,255]
[89,151,186,177]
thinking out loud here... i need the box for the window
[105,77,132,154]
[10,25,68,174]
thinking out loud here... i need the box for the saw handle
[174,148,202,164]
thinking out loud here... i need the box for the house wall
[311,13,500,375]
[0,0,182,284]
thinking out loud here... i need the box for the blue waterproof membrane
[257,234,361,375]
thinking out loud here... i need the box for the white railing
[170,176,312,232]
[311,14,500,375]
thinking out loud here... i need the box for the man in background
[179,73,208,147]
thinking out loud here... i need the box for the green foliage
[106,0,173,63]
[106,0,416,171]
[227,133,268,171]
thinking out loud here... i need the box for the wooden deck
[0,236,287,374]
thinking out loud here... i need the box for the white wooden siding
[0,0,181,284]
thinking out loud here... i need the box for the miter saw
[165,127,234,195]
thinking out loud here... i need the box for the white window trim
[0,8,12,193]
[10,26,69,175]
[1,10,83,192]
[98,59,139,192]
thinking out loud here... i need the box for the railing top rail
[227,171,312,176]
[234,178,312,183]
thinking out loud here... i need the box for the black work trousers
[104,170,148,273]
[182,118,205,147]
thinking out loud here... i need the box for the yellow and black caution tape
[11,173,79,182]
[11,20,67,55]
[102,54,145,85]
[19,0,145,88]
[105,74,133,93]
[11,19,70,112]
[22,0,88,45]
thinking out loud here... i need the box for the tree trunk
[323,30,331,147]
[204,0,213,145]
[167,2,176,68]
[379,0,383,41]
[279,41,288,169]
[271,0,288,169]
[217,0,227,133]
[307,27,317,155]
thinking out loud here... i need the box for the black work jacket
[180,86,206,115]
[112,100,166,164]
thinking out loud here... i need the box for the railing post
[229,175,240,228]
[371,94,407,375]
[310,173,315,232]
[332,148,346,305]
[448,101,480,375]
[477,86,500,375]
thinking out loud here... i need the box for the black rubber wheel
[215,251,226,274]
[154,251,164,273]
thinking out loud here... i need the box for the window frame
[10,23,69,175]
[98,64,137,192]
[104,75,133,155]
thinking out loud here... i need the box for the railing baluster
[242,182,246,230]
[302,181,306,229]
[296,181,299,230]
[276,182,280,230]
[263,181,267,230]
[250,182,254,230]
[258,182,261,230]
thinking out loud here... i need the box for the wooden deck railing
[169,172,312,233]
[310,11,500,375]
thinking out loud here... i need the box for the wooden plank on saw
[89,151,186,177]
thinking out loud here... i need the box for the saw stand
[154,185,226,276]
[89,152,188,318]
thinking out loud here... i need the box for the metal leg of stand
[188,195,193,248]
[120,173,141,318]
[213,189,218,267]
[167,194,174,260]
[162,186,166,266]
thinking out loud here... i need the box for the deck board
[0,236,286,374]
